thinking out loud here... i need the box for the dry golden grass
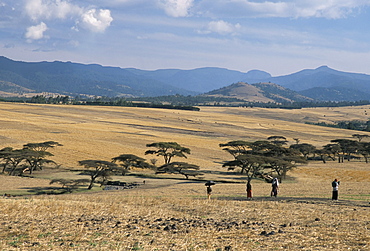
[0,179,369,250]
[2,102,370,166]
[0,102,370,250]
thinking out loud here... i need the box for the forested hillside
[1,56,370,101]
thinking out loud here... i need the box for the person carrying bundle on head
[205,181,215,200]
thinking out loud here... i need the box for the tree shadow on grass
[21,186,71,195]
[201,170,243,176]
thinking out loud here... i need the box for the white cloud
[290,0,369,19]
[81,9,113,33]
[24,0,80,21]
[158,0,194,17]
[104,0,145,4]
[204,20,241,35]
[23,0,113,33]
[196,0,370,19]
[25,22,48,41]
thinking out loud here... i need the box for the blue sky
[1,0,370,76]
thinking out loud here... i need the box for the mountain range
[1,56,370,102]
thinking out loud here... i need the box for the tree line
[26,95,200,111]
[309,120,370,132]
[1,134,369,192]
[4,94,370,110]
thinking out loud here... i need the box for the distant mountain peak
[316,65,330,69]
[245,69,271,80]
[315,65,334,72]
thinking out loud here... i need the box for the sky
[1,0,370,76]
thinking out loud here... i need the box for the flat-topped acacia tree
[23,141,62,174]
[145,142,190,164]
[0,147,27,176]
[289,143,316,160]
[23,141,62,152]
[0,141,62,175]
[222,154,266,177]
[221,139,306,184]
[219,140,252,158]
[267,135,288,146]
[352,134,370,142]
[331,139,359,162]
[112,154,153,175]
[78,160,121,189]
[156,161,202,179]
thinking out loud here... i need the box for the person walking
[246,178,252,199]
[205,181,215,200]
[332,179,340,200]
[271,178,279,197]
[206,185,212,200]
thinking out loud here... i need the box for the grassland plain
[0,102,369,250]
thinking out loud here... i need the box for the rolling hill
[203,82,314,103]
[126,67,271,93]
[257,66,370,101]
[0,56,195,97]
[1,56,370,101]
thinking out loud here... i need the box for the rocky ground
[0,186,369,250]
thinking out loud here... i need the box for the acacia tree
[250,140,277,155]
[250,140,296,157]
[222,154,268,194]
[250,142,305,182]
[112,154,153,175]
[352,134,370,142]
[322,143,341,161]
[0,145,58,176]
[145,142,190,164]
[78,160,121,189]
[156,162,201,179]
[23,141,62,152]
[22,149,56,174]
[357,142,370,163]
[289,143,316,160]
[331,139,359,162]
[222,154,266,177]
[0,147,26,175]
[219,140,252,158]
[314,148,329,163]
[221,139,305,186]
[22,141,62,174]
[267,136,288,145]
[265,156,306,181]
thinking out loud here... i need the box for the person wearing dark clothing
[205,181,215,200]
[206,185,212,200]
[332,179,340,200]
[246,179,252,199]
[271,178,279,197]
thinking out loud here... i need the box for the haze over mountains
[1,56,370,102]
